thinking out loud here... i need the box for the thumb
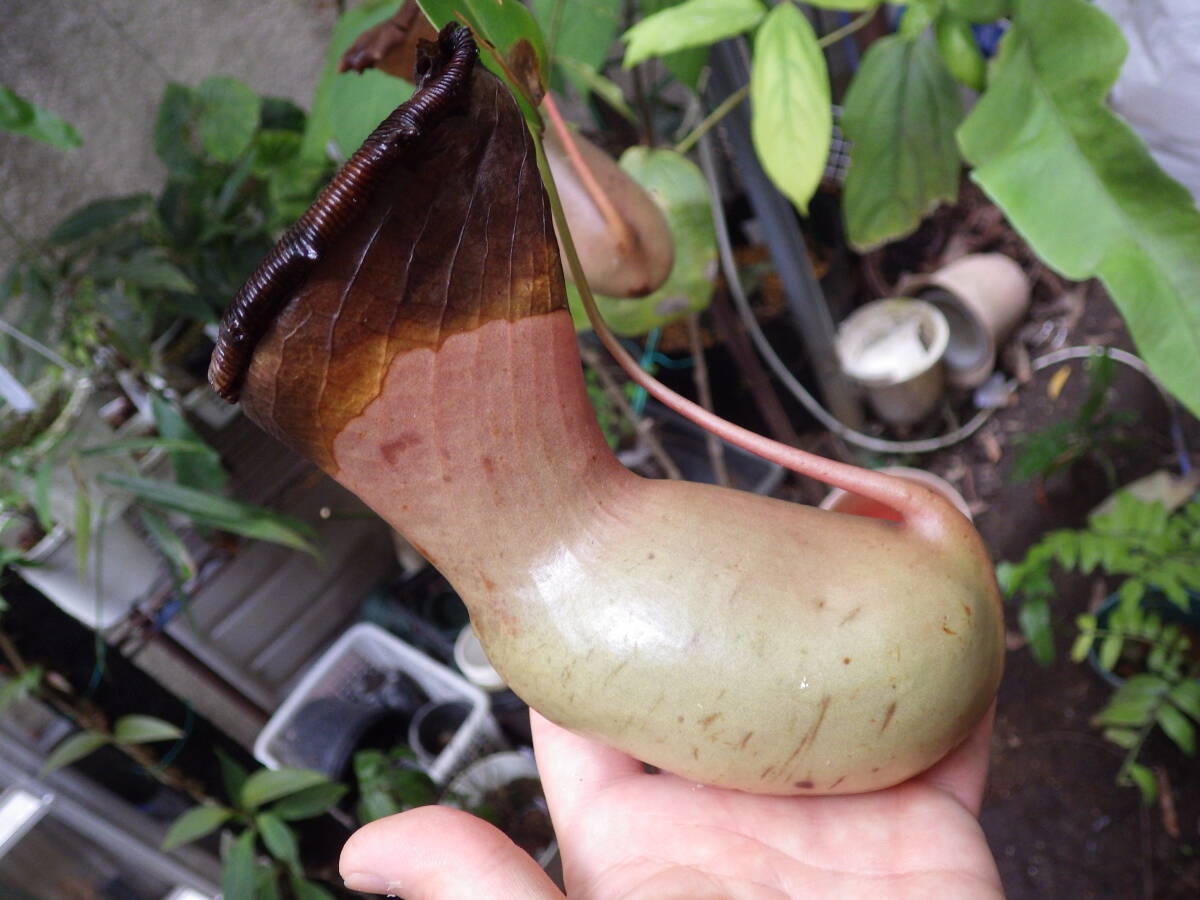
[340,805,563,899]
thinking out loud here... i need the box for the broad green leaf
[151,394,226,495]
[567,148,716,336]
[639,0,709,89]
[302,1,413,163]
[255,813,300,868]
[533,0,621,94]
[255,863,283,900]
[81,437,211,458]
[623,0,765,69]
[91,255,197,294]
[1068,631,1094,663]
[40,730,109,775]
[1121,761,1157,805]
[98,473,318,555]
[49,195,150,245]
[1157,703,1196,755]
[1017,595,1053,665]
[289,872,335,900]
[1169,681,1200,721]
[196,76,261,164]
[417,0,550,82]
[113,714,184,744]
[154,83,200,175]
[0,86,82,149]
[806,0,876,8]
[958,0,1200,420]
[269,782,348,821]
[750,3,829,216]
[947,0,1010,22]
[251,129,302,177]
[1095,676,1166,726]
[241,768,330,810]
[161,804,233,851]
[841,34,963,249]
[222,828,258,900]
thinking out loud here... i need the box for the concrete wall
[0,0,339,268]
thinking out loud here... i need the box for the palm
[341,708,1002,899]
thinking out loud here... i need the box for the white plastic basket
[254,623,504,784]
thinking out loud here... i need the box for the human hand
[341,704,1002,898]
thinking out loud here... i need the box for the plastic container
[454,624,507,692]
[835,299,949,426]
[254,624,505,784]
[443,751,557,867]
[819,466,973,522]
[900,254,1031,389]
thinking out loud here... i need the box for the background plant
[999,493,1200,800]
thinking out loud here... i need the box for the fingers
[919,701,996,816]
[340,805,563,900]
[530,710,645,819]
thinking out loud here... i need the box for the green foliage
[750,4,829,216]
[622,0,765,68]
[958,0,1200,420]
[0,85,82,149]
[840,31,963,251]
[533,0,621,97]
[568,148,717,336]
[111,713,185,744]
[39,729,108,776]
[162,759,341,896]
[353,746,438,823]
[1000,492,1200,801]
[416,0,550,81]
[1010,355,1137,487]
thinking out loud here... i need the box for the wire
[696,133,1186,460]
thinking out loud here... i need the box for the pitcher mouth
[207,23,478,404]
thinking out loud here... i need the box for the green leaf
[98,474,318,555]
[0,666,43,714]
[222,828,258,900]
[33,458,53,532]
[40,730,109,775]
[139,508,196,584]
[1101,726,1139,750]
[113,714,184,744]
[91,255,197,294]
[217,749,250,806]
[841,33,964,250]
[568,148,716,335]
[623,0,765,69]
[241,768,330,810]
[1157,703,1197,755]
[533,0,621,94]
[1095,675,1167,726]
[935,12,986,91]
[196,76,261,164]
[1121,761,1157,805]
[958,0,1200,420]
[255,863,284,900]
[73,485,91,583]
[155,83,202,176]
[1169,681,1200,721]
[1068,630,1094,663]
[806,0,876,8]
[161,803,233,851]
[151,394,226,495]
[255,813,300,868]
[268,782,348,821]
[289,872,335,900]
[1017,595,1053,665]
[553,57,636,125]
[49,195,150,245]
[301,1,411,163]
[749,3,829,217]
[0,85,82,149]
[1098,633,1123,671]
[417,0,550,82]
[947,0,1010,22]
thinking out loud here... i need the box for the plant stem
[581,345,682,480]
[672,5,877,156]
[685,314,730,487]
[674,84,748,155]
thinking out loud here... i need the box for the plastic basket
[254,623,504,784]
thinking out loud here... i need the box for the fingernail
[343,872,399,894]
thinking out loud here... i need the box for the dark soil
[476,776,555,861]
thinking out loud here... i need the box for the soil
[476,776,555,860]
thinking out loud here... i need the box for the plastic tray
[254,623,504,784]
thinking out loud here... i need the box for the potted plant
[444,751,557,867]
